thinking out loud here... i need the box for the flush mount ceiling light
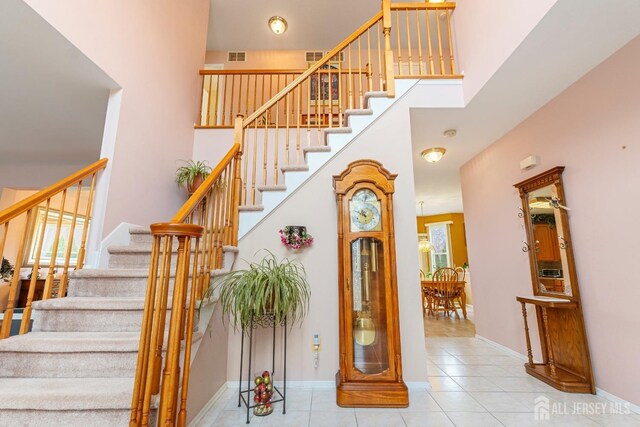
[443,129,457,138]
[268,16,288,35]
[421,147,446,163]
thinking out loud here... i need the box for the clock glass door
[350,237,389,376]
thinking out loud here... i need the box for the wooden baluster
[178,233,201,426]
[0,222,8,274]
[541,307,557,377]
[367,28,373,92]
[20,201,51,334]
[76,172,97,270]
[446,9,456,74]
[253,74,258,127]
[426,9,435,75]
[348,43,353,110]
[0,213,31,339]
[158,234,192,425]
[435,6,445,74]
[521,302,534,367]
[285,88,290,166]
[43,189,67,299]
[262,106,268,186]
[251,120,258,205]
[245,75,250,118]
[328,64,333,128]
[58,181,83,298]
[416,10,424,75]
[213,75,221,126]
[406,9,413,75]
[229,75,236,127]
[274,76,281,184]
[242,128,249,206]
[224,163,234,247]
[221,75,228,126]
[357,36,363,109]
[215,172,227,265]
[231,150,242,246]
[377,20,384,90]
[315,69,320,133]
[338,59,344,127]
[296,83,302,165]
[395,11,402,75]
[320,68,325,131]
[236,75,243,124]
[382,0,395,96]
[197,189,212,297]
[130,234,162,425]
[203,75,211,126]
[296,84,302,163]
[205,184,220,281]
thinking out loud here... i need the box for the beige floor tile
[402,390,443,412]
[211,409,260,426]
[281,388,312,411]
[445,411,503,426]
[309,410,357,427]
[259,409,310,426]
[451,376,504,392]
[401,411,454,427]
[485,376,557,392]
[429,391,487,412]
[492,412,555,427]
[428,354,465,365]
[355,410,406,427]
[491,355,527,366]
[426,365,450,377]
[585,413,640,426]
[470,391,532,412]
[427,376,464,392]
[310,390,355,412]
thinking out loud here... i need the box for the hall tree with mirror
[514,167,595,393]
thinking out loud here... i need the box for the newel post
[382,0,395,97]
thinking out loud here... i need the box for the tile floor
[193,337,639,426]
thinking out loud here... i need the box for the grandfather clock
[333,160,408,408]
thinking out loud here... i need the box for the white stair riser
[67,276,176,298]
[33,309,151,333]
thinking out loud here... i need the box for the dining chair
[431,267,459,319]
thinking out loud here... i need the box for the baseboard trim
[476,334,640,414]
[596,387,640,415]
[225,380,429,390]
[188,383,228,427]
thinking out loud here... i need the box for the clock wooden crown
[333,160,397,195]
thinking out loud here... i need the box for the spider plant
[175,160,212,192]
[205,251,311,332]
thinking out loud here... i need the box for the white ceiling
[411,0,640,215]
[0,0,117,187]
[208,0,424,51]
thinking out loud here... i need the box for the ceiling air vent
[227,51,247,62]
[327,51,345,62]
[305,51,324,62]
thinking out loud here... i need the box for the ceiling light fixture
[421,147,446,163]
[443,129,457,138]
[268,16,288,35]
[418,202,432,253]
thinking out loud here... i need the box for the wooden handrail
[0,158,108,340]
[200,68,368,76]
[243,11,383,127]
[0,158,108,224]
[172,144,240,223]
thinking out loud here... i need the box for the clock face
[349,189,382,232]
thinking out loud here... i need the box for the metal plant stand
[237,312,287,424]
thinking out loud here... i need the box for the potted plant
[206,251,311,331]
[175,160,212,194]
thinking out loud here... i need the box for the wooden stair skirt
[335,371,408,408]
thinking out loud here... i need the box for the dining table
[421,280,468,319]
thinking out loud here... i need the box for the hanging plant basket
[279,226,313,249]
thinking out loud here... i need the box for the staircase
[0,226,238,426]
[238,80,418,237]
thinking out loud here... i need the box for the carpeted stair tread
[0,377,141,410]
[303,145,332,153]
[281,164,309,172]
[32,297,146,311]
[239,205,264,212]
[69,268,166,279]
[344,108,373,115]
[0,331,141,352]
[323,127,352,134]
[256,184,287,192]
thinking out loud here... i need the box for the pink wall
[24,0,210,235]
[461,36,640,405]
